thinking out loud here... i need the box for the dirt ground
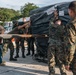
[0,46,73,75]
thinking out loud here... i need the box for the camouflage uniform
[15,37,25,58]
[7,21,18,61]
[2,40,8,56]
[48,19,66,75]
[12,21,25,58]
[0,26,4,64]
[0,25,5,64]
[65,17,76,75]
[8,39,15,60]
[26,26,35,56]
[2,38,17,61]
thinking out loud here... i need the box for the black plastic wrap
[30,2,71,34]
[30,2,71,58]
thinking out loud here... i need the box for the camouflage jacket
[48,20,65,45]
[66,17,76,45]
[65,17,76,65]
[0,25,4,44]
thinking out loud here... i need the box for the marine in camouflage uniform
[15,37,25,58]
[65,17,76,75]
[2,40,8,57]
[2,37,17,61]
[14,21,26,58]
[7,21,17,61]
[0,25,5,66]
[0,26,16,61]
[48,18,67,75]
[8,38,17,61]
[64,1,76,75]
[26,25,35,56]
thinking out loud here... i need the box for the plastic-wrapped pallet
[30,2,71,59]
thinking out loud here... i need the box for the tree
[0,8,21,21]
[21,3,39,17]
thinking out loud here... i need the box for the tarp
[30,2,71,35]
[30,2,71,58]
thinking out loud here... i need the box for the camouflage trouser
[8,40,14,59]
[0,45,2,63]
[2,43,8,57]
[71,57,76,75]
[48,45,66,75]
[68,44,76,75]
[27,37,35,55]
[15,37,25,56]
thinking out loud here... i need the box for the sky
[0,0,74,10]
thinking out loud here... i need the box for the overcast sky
[0,0,74,10]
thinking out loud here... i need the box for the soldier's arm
[18,21,30,29]
[65,23,76,65]
[68,29,75,64]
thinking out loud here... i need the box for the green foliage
[21,3,39,17]
[0,3,39,22]
[0,8,21,21]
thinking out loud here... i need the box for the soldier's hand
[65,65,71,71]
[18,26,22,29]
